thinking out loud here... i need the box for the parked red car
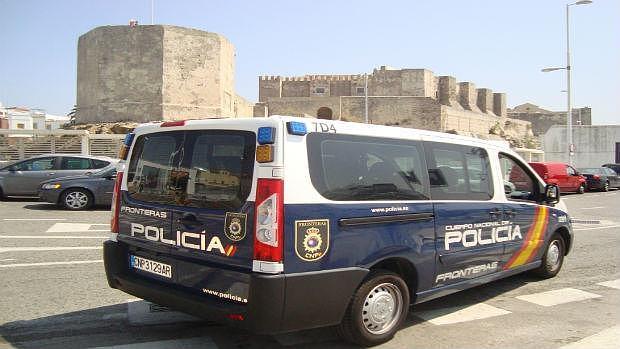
[528,162,586,194]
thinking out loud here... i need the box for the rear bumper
[103,240,367,334]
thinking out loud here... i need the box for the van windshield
[126,130,256,209]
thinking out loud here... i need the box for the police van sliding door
[424,142,504,287]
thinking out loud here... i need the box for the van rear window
[307,133,430,201]
[126,130,255,209]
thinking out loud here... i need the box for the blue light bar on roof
[123,132,135,146]
[257,127,276,144]
[286,121,307,136]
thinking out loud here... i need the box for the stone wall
[161,26,234,120]
[508,107,591,136]
[76,25,164,123]
[76,25,246,123]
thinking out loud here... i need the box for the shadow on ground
[0,273,539,349]
[23,203,110,211]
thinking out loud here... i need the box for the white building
[0,104,69,131]
[542,125,620,167]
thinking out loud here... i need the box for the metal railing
[0,129,125,162]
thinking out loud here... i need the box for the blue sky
[1,0,618,124]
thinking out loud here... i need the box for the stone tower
[76,25,250,123]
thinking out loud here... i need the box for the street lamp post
[542,0,592,165]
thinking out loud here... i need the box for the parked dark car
[0,154,117,198]
[602,163,620,175]
[38,165,117,210]
[578,167,620,192]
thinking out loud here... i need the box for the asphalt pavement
[0,190,618,349]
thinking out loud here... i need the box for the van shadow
[0,303,277,349]
[23,203,111,211]
[0,274,537,349]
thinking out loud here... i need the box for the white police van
[104,116,572,346]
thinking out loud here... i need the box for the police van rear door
[121,127,257,271]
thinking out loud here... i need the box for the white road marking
[3,218,67,221]
[0,246,102,253]
[92,337,217,349]
[577,206,604,210]
[516,288,602,307]
[0,235,107,239]
[559,325,620,349]
[415,303,511,325]
[47,223,110,233]
[0,258,16,262]
[0,260,103,268]
[597,279,620,290]
[573,224,620,231]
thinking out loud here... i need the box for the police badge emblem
[224,212,247,242]
[295,219,329,261]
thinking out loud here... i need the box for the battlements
[260,74,365,81]
[258,66,508,117]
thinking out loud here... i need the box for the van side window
[424,142,493,200]
[499,153,537,201]
[307,133,430,201]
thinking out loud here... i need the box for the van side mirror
[544,184,560,204]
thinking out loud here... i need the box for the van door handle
[489,209,502,217]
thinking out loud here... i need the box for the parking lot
[0,190,619,349]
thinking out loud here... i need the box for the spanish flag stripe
[505,206,548,269]
[526,214,549,264]
[504,206,541,268]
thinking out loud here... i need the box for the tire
[602,181,609,192]
[338,270,410,347]
[61,188,93,210]
[532,233,565,279]
[576,184,585,194]
[0,187,5,201]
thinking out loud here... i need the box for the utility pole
[364,73,369,124]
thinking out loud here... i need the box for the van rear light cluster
[110,171,124,234]
[253,178,283,272]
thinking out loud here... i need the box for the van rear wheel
[338,270,409,347]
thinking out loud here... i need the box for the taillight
[110,172,123,234]
[593,175,600,180]
[253,178,284,264]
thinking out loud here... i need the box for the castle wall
[76,25,244,123]
[508,107,591,136]
[76,26,164,123]
[161,26,233,120]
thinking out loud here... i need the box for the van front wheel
[338,270,409,347]
[532,233,565,279]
